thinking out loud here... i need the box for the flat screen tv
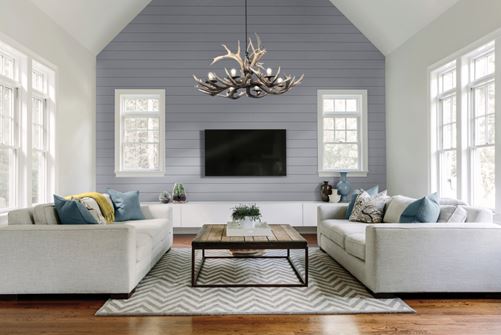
[204,129,286,176]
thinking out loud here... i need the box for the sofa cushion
[33,204,60,225]
[400,193,440,223]
[320,220,367,248]
[53,195,98,224]
[107,189,144,222]
[345,185,379,219]
[438,205,468,223]
[124,218,171,247]
[345,233,366,260]
[7,208,34,225]
[349,190,389,223]
[383,195,416,223]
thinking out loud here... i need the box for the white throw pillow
[77,197,107,224]
[383,195,416,223]
[349,190,390,223]
[438,205,468,223]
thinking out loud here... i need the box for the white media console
[152,201,338,228]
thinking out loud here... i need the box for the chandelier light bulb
[277,77,284,84]
[230,68,238,77]
[208,72,216,81]
[266,68,273,76]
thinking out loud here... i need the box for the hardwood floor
[1,234,501,335]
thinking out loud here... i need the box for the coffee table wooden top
[192,224,307,249]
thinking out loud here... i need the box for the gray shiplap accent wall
[96,0,386,201]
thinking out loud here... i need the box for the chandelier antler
[192,0,304,99]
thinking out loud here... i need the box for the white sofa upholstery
[317,203,501,294]
[0,203,172,296]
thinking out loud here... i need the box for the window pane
[324,143,358,170]
[472,146,495,208]
[124,96,160,113]
[474,86,486,117]
[3,55,14,80]
[123,143,159,170]
[474,52,495,80]
[487,114,495,144]
[334,130,346,142]
[1,86,14,146]
[346,99,357,112]
[323,118,334,130]
[346,131,358,143]
[346,118,357,130]
[323,130,334,143]
[124,130,159,143]
[334,99,346,112]
[488,83,495,115]
[334,118,346,130]
[440,150,457,198]
[32,151,45,205]
[441,70,456,92]
[124,117,159,131]
[442,124,453,149]
[323,99,334,113]
[0,148,11,209]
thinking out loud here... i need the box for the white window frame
[115,89,166,177]
[429,33,500,212]
[30,60,55,205]
[0,35,56,213]
[317,89,368,177]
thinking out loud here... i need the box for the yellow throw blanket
[65,192,115,224]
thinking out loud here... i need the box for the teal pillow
[400,193,440,223]
[53,195,98,224]
[344,185,379,219]
[107,189,144,222]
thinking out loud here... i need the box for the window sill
[318,171,368,178]
[115,171,166,178]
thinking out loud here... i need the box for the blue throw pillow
[53,195,98,224]
[107,189,144,222]
[345,185,379,219]
[400,193,440,223]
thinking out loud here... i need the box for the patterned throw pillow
[349,190,390,223]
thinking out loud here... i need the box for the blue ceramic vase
[336,172,352,202]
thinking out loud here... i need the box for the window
[468,48,495,208]
[430,40,496,209]
[318,90,368,176]
[433,62,458,198]
[31,61,52,205]
[0,82,17,209]
[115,89,165,177]
[0,39,55,211]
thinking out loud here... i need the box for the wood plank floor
[1,234,500,335]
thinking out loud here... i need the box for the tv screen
[204,129,286,176]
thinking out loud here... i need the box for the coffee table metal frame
[191,225,308,288]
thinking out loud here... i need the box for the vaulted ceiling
[329,0,461,55]
[30,0,461,56]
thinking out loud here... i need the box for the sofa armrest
[0,224,136,294]
[364,223,501,293]
[317,203,348,224]
[141,203,171,220]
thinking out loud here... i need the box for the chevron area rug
[96,248,414,316]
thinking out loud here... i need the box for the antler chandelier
[193,0,304,99]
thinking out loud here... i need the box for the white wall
[386,0,501,197]
[0,0,96,195]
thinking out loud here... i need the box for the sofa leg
[371,292,396,299]
[111,288,135,299]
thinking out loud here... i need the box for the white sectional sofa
[317,203,501,296]
[0,203,172,298]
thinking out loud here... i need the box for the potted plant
[231,204,262,228]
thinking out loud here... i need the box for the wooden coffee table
[191,224,308,288]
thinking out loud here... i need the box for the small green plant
[231,204,262,222]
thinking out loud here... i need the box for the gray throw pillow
[349,190,390,223]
